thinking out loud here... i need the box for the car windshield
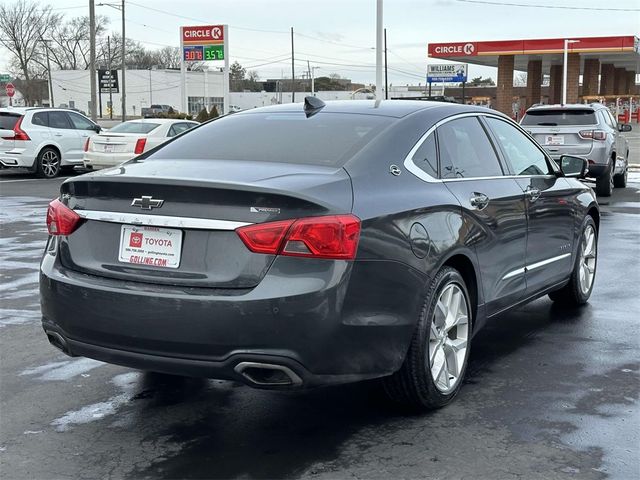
[521,109,597,126]
[0,113,21,130]
[147,112,394,166]
[109,122,160,134]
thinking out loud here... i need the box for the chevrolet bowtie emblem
[131,196,164,210]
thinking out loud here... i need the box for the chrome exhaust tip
[234,362,303,387]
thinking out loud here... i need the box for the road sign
[0,74,11,83]
[98,69,119,94]
[427,64,468,83]
[5,83,15,97]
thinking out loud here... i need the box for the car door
[483,116,575,296]
[67,112,99,162]
[48,111,81,163]
[436,115,528,316]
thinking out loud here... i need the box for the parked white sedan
[83,119,198,170]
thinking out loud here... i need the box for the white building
[51,69,224,117]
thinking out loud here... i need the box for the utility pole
[89,0,97,120]
[108,36,113,120]
[121,0,126,121]
[40,38,54,107]
[290,27,295,103]
[384,28,388,100]
[375,0,383,99]
[149,68,152,105]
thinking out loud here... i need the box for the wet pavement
[1,172,639,480]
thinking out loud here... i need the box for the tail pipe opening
[234,362,303,387]
[45,331,72,356]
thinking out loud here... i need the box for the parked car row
[0,107,199,178]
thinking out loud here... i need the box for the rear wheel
[36,147,61,179]
[548,216,597,306]
[613,153,628,188]
[383,266,471,410]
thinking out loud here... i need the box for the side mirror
[618,123,632,133]
[92,125,101,133]
[560,155,588,178]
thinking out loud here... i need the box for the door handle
[470,192,490,210]
[54,133,63,137]
[525,187,541,201]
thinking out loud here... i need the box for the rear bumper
[83,152,134,169]
[40,245,424,388]
[0,148,35,168]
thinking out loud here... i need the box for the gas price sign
[181,25,225,62]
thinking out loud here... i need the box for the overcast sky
[1,0,639,85]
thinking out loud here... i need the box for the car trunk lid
[90,133,146,154]
[58,159,353,288]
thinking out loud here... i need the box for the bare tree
[48,15,109,70]
[0,0,61,104]
[247,70,260,82]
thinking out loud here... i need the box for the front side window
[437,117,503,179]
[68,112,95,130]
[411,133,438,178]
[485,117,551,176]
[48,111,72,129]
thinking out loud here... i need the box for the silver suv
[521,103,631,196]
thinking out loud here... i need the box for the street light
[562,39,580,105]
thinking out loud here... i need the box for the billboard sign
[98,69,119,93]
[427,64,468,83]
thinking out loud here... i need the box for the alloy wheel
[41,150,60,178]
[428,283,469,393]
[579,224,597,295]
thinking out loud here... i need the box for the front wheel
[613,154,628,188]
[549,216,597,306]
[383,266,472,410]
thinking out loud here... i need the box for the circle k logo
[463,43,475,55]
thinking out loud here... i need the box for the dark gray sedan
[40,99,599,410]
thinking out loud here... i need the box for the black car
[40,99,599,409]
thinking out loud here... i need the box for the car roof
[236,99,464,118]
[526,103,604,112]
[120,118,197,124]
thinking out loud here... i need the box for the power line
[454,0,640,11]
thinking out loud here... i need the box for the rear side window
[32,112,48,126]
[411,133,438,178]
[167,122,194,137]
[148,112,394,167]
[521,109,597,126]
[48,111,72,129]
[437,117,503,179]
[485,117,551,176]
[109,122,160,134]
[0,113,20,130]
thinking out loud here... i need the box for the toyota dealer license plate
[545,135,564,145]
[118,225,182,268]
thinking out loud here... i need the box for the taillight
[579,130,606,141]
[83,137,90,152]
[46,199,82,235]
[236,214,361,260]
[1,116,30,141]
[134,138,147,154]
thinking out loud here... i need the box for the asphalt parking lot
[1,167,639,479]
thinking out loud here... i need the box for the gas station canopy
[428,35,640,72]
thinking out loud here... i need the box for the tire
[548,216,597,306]
[35,147,61,179]
[595,160,614,197]
[613,153,628,189]
[383,266,472,410]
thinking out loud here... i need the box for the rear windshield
[0,113,21,130]
[109,122,160,134]
[148,112,394,166]
[521,109,597,126]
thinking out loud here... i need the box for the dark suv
[521,103,631,196]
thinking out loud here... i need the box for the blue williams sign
[427,63,468,83]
